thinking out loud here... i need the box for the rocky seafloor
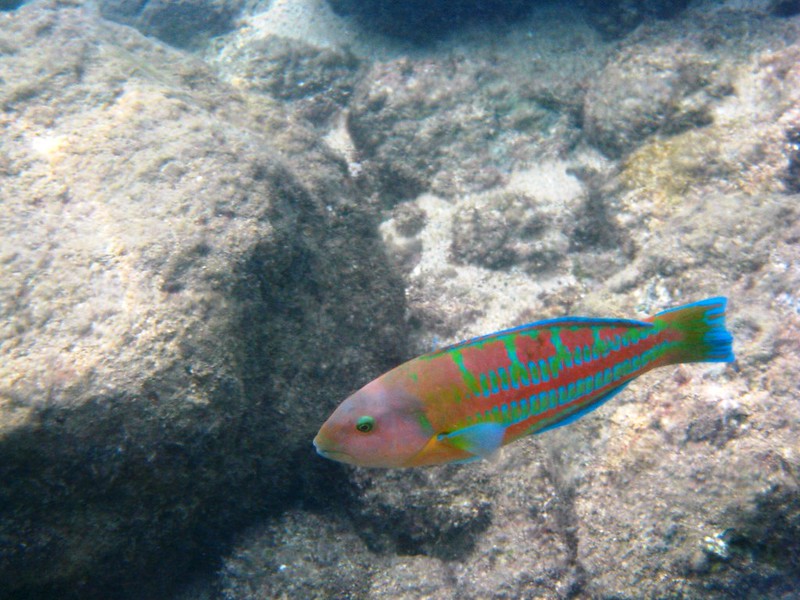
[0,0,799,598]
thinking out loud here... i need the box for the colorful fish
[314,297,734,468]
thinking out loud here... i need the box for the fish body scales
[393,320,665,448]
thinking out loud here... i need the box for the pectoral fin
[438,422,506,459]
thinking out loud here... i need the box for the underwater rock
[346,56,498,204]
[584,9,800,168]
[0,2,405,597]
[584,36,728,159]
[573,193,800,598]
[368,556,456,599]
[391,202,427,238]
[346,18,600,204]
[4,0,797,598]
[636,195,795,286]
[98,0,245,49]
[450,190,569,273]
[346,467,494,560]
[210,34,362,127]
[219,511,377,599]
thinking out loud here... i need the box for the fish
[313,297,734,468]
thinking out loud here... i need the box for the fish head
[313,378,434,468]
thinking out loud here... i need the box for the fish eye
[355,415,374,433]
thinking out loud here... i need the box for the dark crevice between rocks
[772,0,800,18]
[353,505,493,562]
[541,459,587,598]
[566,168,627,253]
[699,484,800,597]
[729,485,800,576]
[785,127,800,193]
[327,0,694,45]
[327,0,543,45]
[565,167,635,283]
[578,0,692,40]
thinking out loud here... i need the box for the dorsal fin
[437,316,653,354]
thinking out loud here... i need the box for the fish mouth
[316,448,349,460]
[313,435,352,462]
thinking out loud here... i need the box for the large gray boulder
[0,2,405,597]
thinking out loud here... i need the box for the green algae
[620,129,724,204]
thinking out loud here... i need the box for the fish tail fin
[650,297,735,365]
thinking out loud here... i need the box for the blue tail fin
[652,297,734,363]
